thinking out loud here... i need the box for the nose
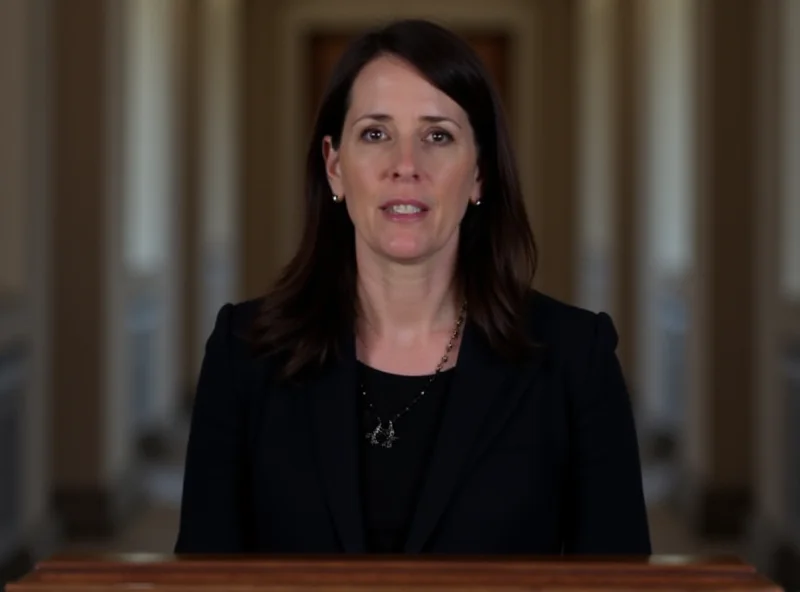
[391,137,420,180]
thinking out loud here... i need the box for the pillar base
[772,542,800,591]
[747,512,800,591]
[0,512,60,587]
[0,545,32,588]
[53,464,143,539]
[679,470,752,539]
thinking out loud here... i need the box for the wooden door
[307,31,510,129]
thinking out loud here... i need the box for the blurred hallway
[2,0,800,589]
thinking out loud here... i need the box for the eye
[360,127,387,142]
[426,129,454,144]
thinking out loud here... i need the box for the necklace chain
[361,300,467,449]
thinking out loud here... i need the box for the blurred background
[1,0,799,588]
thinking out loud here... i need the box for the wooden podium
[6,554,781,591]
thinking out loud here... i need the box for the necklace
[361,300,467,449]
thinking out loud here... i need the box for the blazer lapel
[309,335,366,552]
[403,319,543,552]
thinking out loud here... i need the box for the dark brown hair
[255,18,537,380]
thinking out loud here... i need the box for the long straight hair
[255,19,537,381]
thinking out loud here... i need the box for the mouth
[379,199,430,221]
[383,204,424,214]
[379,200,429,214]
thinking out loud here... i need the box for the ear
[322,136,345,196]
[471,165,483,204]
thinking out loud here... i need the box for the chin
[378,239,432,263]
[381,248,430,264]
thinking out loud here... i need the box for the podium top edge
[33,553,752,572]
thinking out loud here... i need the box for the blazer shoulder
[527,290,619,357]
[205,297,264,362]
[228,297,264,337]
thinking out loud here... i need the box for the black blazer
[175,291,651,555]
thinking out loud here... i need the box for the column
[682,0,758,538]
[197,0,242,354]
[574,0,642,403]
[750,0,800,586]
[0,0,54,582]
[531,0,579,304]
[179,0,202,406]
[121,0,185,457]
[241,0,287,299]
[50,0,136,537]
[576,0,618,319]
[611,0,640,382]
[633,0,697,473]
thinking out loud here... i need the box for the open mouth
[383,204,426,214]
[379,199,430,216]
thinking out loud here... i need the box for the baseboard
[53,464,143,540]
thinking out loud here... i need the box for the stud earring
[332,194,341,203]
[474,197,482,205]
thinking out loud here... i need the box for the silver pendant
[366,421,398,448]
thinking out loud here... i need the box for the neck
[355,245,461,346]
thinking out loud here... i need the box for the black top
[357,362,455,552]
[174,290,652,555]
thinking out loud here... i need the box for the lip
[379,199,430,212]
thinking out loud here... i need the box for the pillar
[683,0,758,538]
[241,0,286,299]
[179,0,202,406]
[531,0,579,304]
[612,0,640,383]
[750,0,800,586]
[50,0,137,537]
[0,0,55,581]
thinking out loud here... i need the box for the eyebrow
[353,113,462,129]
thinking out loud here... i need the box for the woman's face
[324,55,481,265]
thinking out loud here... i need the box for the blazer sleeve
[174,303,253,553]
[562,312,652,554]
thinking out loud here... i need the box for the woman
[175,18,651,555]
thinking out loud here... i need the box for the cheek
[433,162,477,206]
[340,153,384,195]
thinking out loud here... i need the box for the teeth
[389,204,422,214]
